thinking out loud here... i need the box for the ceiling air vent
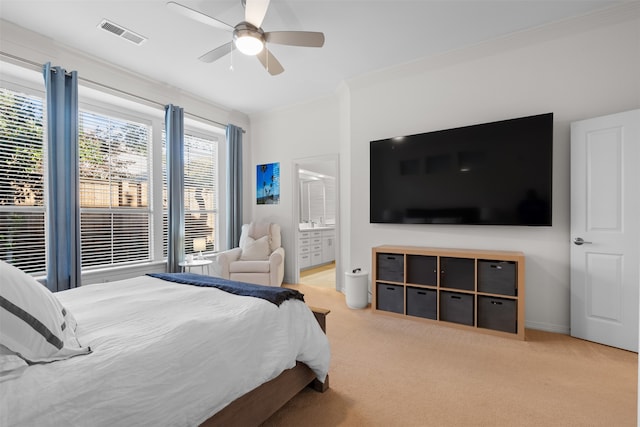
[98,19,147,46]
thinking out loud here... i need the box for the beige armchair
[216,222,285,287]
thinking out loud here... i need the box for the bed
[0,262,330,426]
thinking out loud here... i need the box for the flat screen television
[370,113,553,226]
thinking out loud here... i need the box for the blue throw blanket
[147,273,304,306]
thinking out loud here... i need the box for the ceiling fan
[167,0,325,75]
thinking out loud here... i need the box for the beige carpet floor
[264,284,638,427]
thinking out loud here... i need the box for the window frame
[76,100,155,270]
[162,125,221,259]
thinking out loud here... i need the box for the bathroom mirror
[299,168,335,228]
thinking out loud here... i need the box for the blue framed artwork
[257,162,280,204]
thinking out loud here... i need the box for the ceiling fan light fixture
[235,34,264,55]
[234,23,264,56]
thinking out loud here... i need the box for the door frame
[291,154,340,288]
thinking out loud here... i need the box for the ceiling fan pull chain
[229,42,234,71]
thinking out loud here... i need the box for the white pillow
[239,235,271,260]
[0,260,91,363]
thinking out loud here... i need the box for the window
[78,109,151,268]
[0,87,46,274]
[163,131,218,257]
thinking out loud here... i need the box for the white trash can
[345,268,369,309]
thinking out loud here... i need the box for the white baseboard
[525,320,570,335]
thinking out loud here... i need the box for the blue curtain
[166,104,185,273]
[226,124,243,248]
[42,63,81,292]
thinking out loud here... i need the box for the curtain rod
[0,51,244,133]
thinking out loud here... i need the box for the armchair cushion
[229,260,271,273]
[239,235,271,261]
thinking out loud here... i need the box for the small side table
[179,259,212,275]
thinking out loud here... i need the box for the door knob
[573,237,592,246]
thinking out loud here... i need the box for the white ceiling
[0,0,627,115]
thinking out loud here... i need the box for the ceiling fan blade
[256,47,284,76]
[244,0,270,28]
[167,1,233,32]
[198,42,235,63]
[265,31,325,48]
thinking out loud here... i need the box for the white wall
[250,6,640,333]
[250,95,343,283]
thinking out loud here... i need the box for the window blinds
[162,132,218,257]
[0,88,46,274]
[78,110,151,268]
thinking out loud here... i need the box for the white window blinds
[0,87,46,274]
[78,110,151,268]
[162,131,218,257]
[184,133,217,254]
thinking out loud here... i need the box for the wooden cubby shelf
[372,245,526,340]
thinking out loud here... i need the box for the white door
[570,109,640,352]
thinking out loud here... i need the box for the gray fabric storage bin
[440,257,475,290]
[478,260,517,296]
[376,283,404,314]
[477,296,517,333]
[406,287,437,319]
[406,255,437,286]
[440,291,474,326]
[376,253,404,283]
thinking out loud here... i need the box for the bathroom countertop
[298,225,335,231]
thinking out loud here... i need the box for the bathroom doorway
[299,263,336,289]
[292,155,339,290]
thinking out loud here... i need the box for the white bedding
[0,275,330,426]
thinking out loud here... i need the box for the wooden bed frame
[200,306,330,426]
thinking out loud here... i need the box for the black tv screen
[370,113,553,226]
